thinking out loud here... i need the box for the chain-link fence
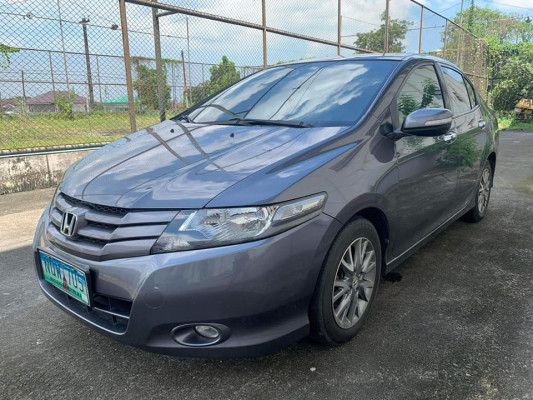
[0,0,488,154]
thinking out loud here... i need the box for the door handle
[442,132,457,143]
[478,119,486,129]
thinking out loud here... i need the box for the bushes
[490,50,533,111]
[491,80,521,111]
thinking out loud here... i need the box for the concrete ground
[0,131,532,400]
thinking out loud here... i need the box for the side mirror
[402,108,452,136]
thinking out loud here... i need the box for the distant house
[26,91,87,113]
[1,98,22,114]
[102,95,139,112]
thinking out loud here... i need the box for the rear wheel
[464,161,492,223]
[310,218,381,345]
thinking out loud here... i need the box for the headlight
[48,186,60,218]
[151,193,326,253]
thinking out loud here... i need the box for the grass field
[0,112,161,151]
[1,112,531,152]
[498,116,533,131]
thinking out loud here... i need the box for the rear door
[438,65,486,210]
[391,63,461,257]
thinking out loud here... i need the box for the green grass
[498,116,533,131]
[0,112,162,151]
[2,112,530,152]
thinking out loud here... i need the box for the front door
[391,63,461,257]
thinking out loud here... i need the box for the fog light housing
[194,325,220,339]
[171,323,230,347]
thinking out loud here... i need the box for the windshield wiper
[218,118,313,128]
[177,114,192,123]
[178,104,241,123]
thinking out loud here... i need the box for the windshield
[186,60,399,127]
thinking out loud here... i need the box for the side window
[396,65,444,125]
[465,78,477,108]
[441,66,471,114]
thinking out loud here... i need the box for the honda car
[33,54,498,357]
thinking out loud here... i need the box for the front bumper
[33,205,341,357]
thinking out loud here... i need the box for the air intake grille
[47,192,178,261]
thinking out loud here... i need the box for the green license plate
[39,251,90,306]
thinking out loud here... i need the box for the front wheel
[309,218,381,345]
[464,161,492,223]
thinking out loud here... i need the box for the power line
[488,1,533,11]
[1,11,188,40]
[340,15,380,27]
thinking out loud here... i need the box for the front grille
[61,193,129,216]
[47,192,178,261]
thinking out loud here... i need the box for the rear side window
[396,64,444,125]
[441,66,471,114]
[464,79,477,108]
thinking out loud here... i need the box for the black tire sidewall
[310,218,381,345]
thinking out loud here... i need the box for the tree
[188,81,212,105]
[54,90,78,119]
[0,44,19,69]
[207,56,240,93]
[447,6,532,44]
[133,64,171,110]
[443,6,533,100]
[491,55,533,111]
[187,56,241,105]
[355,13,413,53]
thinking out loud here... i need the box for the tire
[309,217,381,345]
[463,160,492,223]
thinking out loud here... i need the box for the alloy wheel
[332,237,377,329]
[478,166,491,215]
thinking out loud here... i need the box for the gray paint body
[33,54,498,357]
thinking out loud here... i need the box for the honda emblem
[60,212,78,237]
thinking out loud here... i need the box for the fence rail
[0,0,488,154]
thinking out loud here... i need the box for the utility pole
[152,3,166,122]
[80,17,95,111]
[456,0,465,66]
[384,0,390,53]
[337,0,341,55]
[186,17,192,104]
[181,50,189,108]
[119,0,137,132]
[262,0,267,67]
[467,0,475,32]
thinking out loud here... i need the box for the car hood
[59,120,348,209]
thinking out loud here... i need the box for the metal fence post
[119,0,137,132]
[418,6,424,53]
[152,3,166,122]
[337,0,341,55]
[262,0,267,67]
[56,0,70,98]
[384,0,390,53]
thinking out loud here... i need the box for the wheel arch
[346,207,390,276]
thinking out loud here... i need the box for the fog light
[194,325,220,339]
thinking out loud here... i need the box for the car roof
[280,53,460,70]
